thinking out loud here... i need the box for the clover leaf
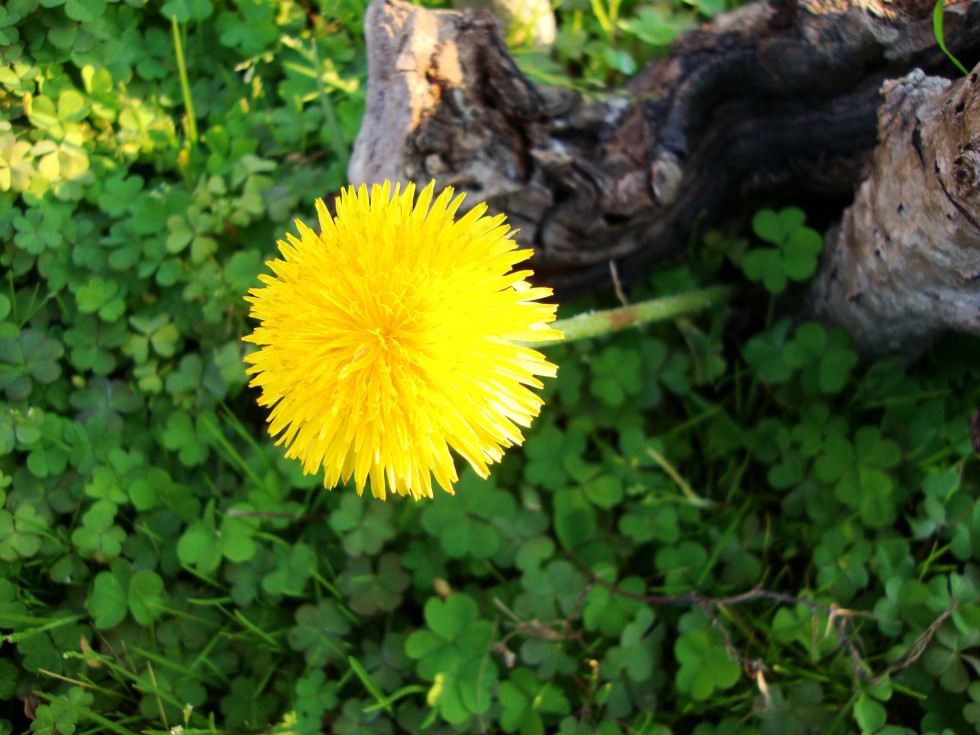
[0,327,64,399]
[674,626,740,700]
[499,667,571,734]
[420,471,516,560]
[341,553,410,616]
[740,207,824,293]
[405,595,497,725]
[288,600,350,667]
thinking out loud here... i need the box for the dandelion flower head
[244,180,562,500]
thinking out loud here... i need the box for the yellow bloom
[244,180,562,501]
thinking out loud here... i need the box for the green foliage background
[1,1,979,734]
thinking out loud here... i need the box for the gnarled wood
[348,0,980,351]
[813,66,980,354]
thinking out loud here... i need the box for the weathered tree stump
[348,0,980,353]
[813,66,980,354]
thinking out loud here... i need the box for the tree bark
[347,0,980,352]
[812,66,980,354]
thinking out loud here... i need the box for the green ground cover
[1,1,979,733]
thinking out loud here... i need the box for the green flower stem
[933,0,969,76]
[171,16,198,146]
[527,284,736,346]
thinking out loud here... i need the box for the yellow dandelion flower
[244,180,562,501]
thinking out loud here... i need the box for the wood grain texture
[348,0,980,350]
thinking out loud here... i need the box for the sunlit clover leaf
[0,133,35,192]
[674,627,740,700]
[26,95,61,136]
[34,139,91,192]
[499,667,571,735]
[406,595,497,724]
[75,275,125,322]
[288,600,350,666]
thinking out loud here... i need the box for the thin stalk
[934,0,969,75]
[171,16,199,146]
[538,284,735,345]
